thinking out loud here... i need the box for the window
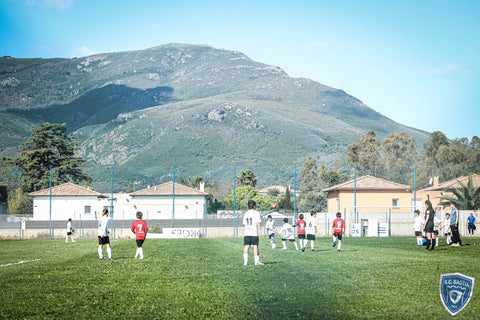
[392,199,399,207]
[84,205,91,214]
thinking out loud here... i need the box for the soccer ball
[271,204,277,209]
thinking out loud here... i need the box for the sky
[1,0,479,140]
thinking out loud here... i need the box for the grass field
[1,236,479,319]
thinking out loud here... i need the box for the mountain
[0,44,429,191]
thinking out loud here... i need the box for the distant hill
[0,44,429,191]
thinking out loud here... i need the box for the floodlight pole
[233,166,236,238]
[49,165,52,239]
[354,164,357,224]
[172,165,175,227]
[110,165,114,238]
[293,165,297,228]
[413,163,417,213]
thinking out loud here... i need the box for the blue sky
[1,0,479,140]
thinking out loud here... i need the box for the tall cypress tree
[4,123,91,192]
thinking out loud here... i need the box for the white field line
[0,259,41,268]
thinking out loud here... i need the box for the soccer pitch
[1,237,478,319]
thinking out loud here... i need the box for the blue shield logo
[440,273,474,316]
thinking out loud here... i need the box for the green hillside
[0,44,429,190]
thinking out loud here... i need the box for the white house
[128,182,208,220]
[29,181,209,221]
[29,183,109,221]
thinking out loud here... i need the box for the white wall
[127,195,206,220]
[32,196,109,220]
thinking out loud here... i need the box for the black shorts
[415,231,422,237]
[268,233,275,239]
[307,234,315,241]
[136,239,145,247]
[434,230,439,235]
[244,236,259,246]
[334,233,343,240]
[98,236,110,246]
[425,222,434,233]
[282,238,295,242]
[67,232,72,236]
[298,234,305,239]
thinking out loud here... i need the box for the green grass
[1,237,479,319]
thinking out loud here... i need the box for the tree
[423,131,449,161]
[345,130,382,176]
[277,187,294,211]
[300,159,319,193]
[179,174,212,190]
[235,170,257,188]
[7,188,33,214]
[126,182,134,193]
[318,164,348,188]
[380,132,417,184]
[439,177,480,210]
[297,192,327,212]
[4,123,91,193]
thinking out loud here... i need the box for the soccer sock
[107,247,112,259]
[243,253,248,265]
[426,239,430,250]
[338,242,342,250]
[66,236,68,242]
[282,241,287,249]
[436,237,439,246]
[139,248,144,259]
[311,241,315,250]
[333,236,336,243]
[135,248,139,258]
[98,248,103,259]
[254,255,260,264]
[294,242,299,250]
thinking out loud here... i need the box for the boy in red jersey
[131,211,148,259]
[332,212,345,252]
[295,214,306,249]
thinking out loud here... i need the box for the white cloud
[306,41,331,55]
[421,63,470,75]
[70,46,97,58]
[26,0,77,12]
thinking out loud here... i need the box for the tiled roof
[29,182,102,196]
[322,175,410,192]
[130,181,208,196]
[419,174,480,192]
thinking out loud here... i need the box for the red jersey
[131,219,148,240]
[296,219,306,235]
[332,218,345,235]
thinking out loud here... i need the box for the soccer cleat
[282,247,287,250]
[333,241,337,247]
[301,247,305,252]
[108,258,114,260]
[255,262,264,266]
[311,249,315,252]
[244,263,248,266]
[455,243,461,247]
[337,249,340,252]
[99,258,104,261]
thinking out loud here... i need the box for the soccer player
[332,212,345,252]
[66,218,75,242]
[443,213,451,245]
[414,210,424,246]
[265,215,276,249]
[302,211,317,252]
[423,198,435,251]
[243,200,264,266]
[281,218,299,250]
[467,212,476,236]
[433,214,441,246]
[97,209,113,260]
[295,214,306,249]
[131,211,148,259]
[450,201,462,246]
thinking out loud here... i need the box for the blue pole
[233,166,236,238]
[354,164,357,224]
[19,216,21,240]
[413,163,417,214]
[110,165,114,238]
[293,165,297,223]
[172,165,175,226]
[49,165,52,239]
[79,214,82,239]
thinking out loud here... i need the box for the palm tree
[439,176,480,210]
[236,170,257,188]
[179,175,211,190]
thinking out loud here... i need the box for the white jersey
[443,218,451,233]
[433,216,441,231]
[414,215,424,232]
[281,223,295,240]
[306,216,317,235]
[265,220,276,235]
[97,216,110,237]
[243,209,261,237]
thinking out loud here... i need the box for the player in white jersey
[66,218,75,242]
[243,200,263,266]
[443,213,451,245]
[414,210,424,246]
[97,209,113,260]
[302,211,317,252]
[265,215,276,249]
[433,215,441,246]
[281,218,299,250]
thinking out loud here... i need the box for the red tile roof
[29,182,102,196]
[322,175,410,192]
[419,174,480,192]
[130,181,208,196]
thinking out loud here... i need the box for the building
[417,174,480,208]
[29,182,108,220]
[322,175,412,213]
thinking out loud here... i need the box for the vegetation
[439,176,480,210]
[1,238,479,319]
[236,170,258,188]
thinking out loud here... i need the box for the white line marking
[0,259,42,268]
